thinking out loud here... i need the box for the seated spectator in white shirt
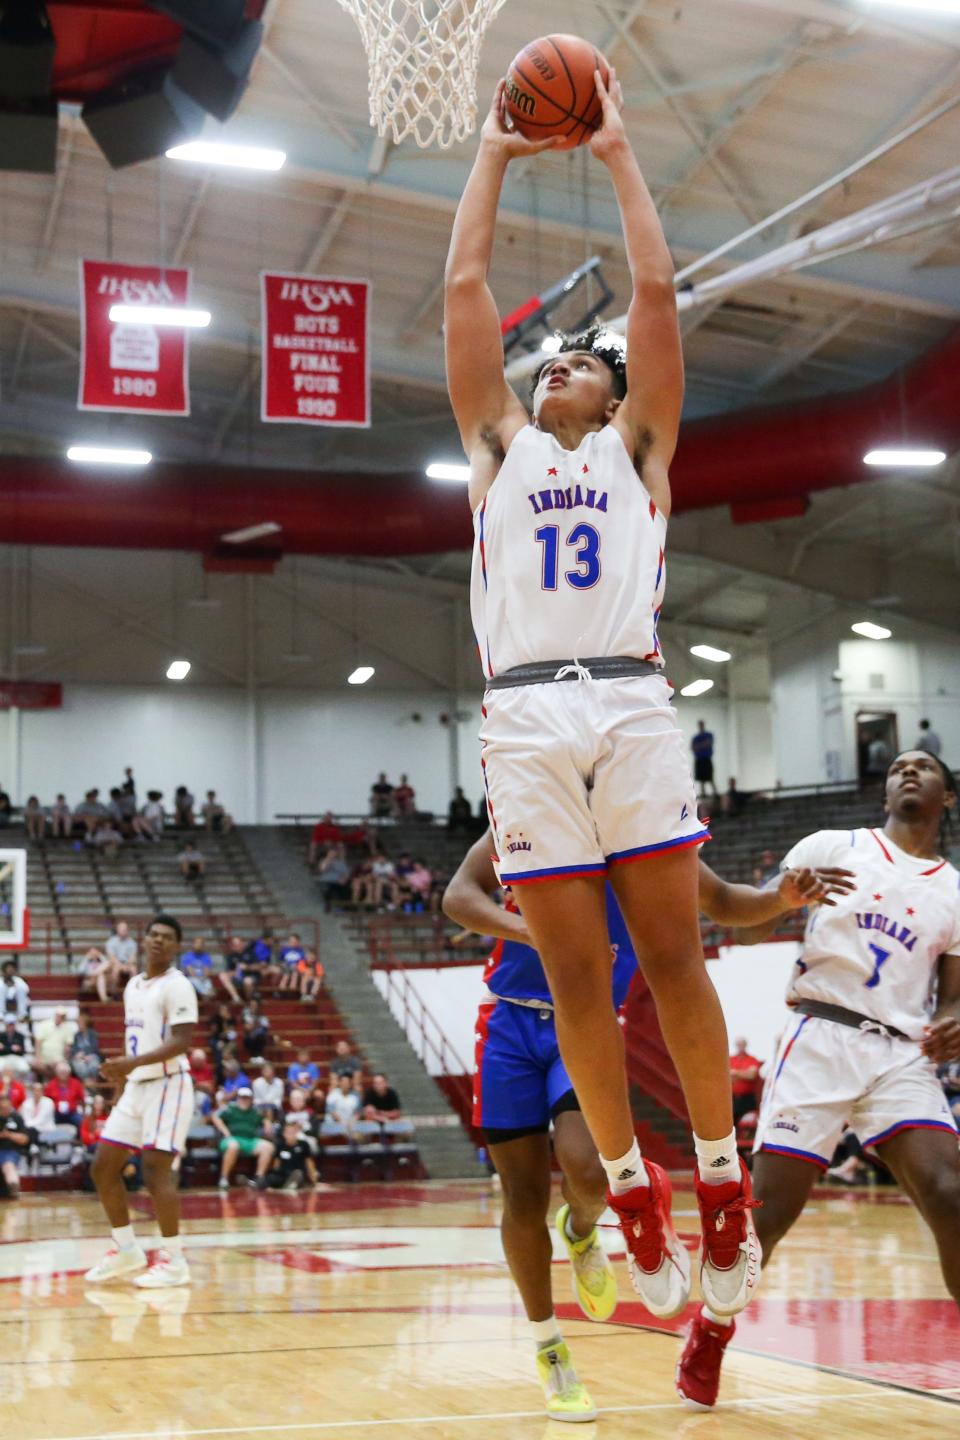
[133,791,165,842]
[50,793,72,838]
[371,855,399,910]
[253,1061,284,1120]
[202,790,233,834]
[33,1007,77,1075]
[1,960,30,1035]
[23,796,47,844]
[20,1080,56,1133]
[88,819,123,857]
[283,1087,316,1142]
[179,841,206,882]
[323,1073,361,1135]
[174,785,196,828]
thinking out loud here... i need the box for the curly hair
[883,751,957,855]
[530,323,627,402]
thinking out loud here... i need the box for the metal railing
[374,960,469,1078]
[19,914,321,974]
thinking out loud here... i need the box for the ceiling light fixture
[67,445,152,466]
[108,305,211,328]
[863,448,945,468]
[680,678,714,698]
[348,666,375,685]
[221,521,282,544]
[689,644,732,663]
[851,621,892,640]
[166,659,191,681]
[426,462,470,483]
[165,141,287,171]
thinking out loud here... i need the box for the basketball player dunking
[84,914,197,1288]
[446,71,759,1320]
[677,750,960,1409]
[444,834,851,1419]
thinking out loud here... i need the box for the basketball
[504,34,611,150]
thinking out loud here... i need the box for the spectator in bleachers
[299,947,325,1004]
[253,1060,284,1120]
[88,818,123,857]
[690,720,717,798]
[308,812,343,867]
[174,786,196,828]
[68,1011,102,1082]
[287,1047,320,1094]
[202,790,233,834]
[0,1066,25,1109]
[0,784,12,828]
[393,774,416,818]
[189,1048,216,1097]
[283,1086,317,1141]
[178,841,206,882]
[265,1120,320,1190]
[369,772,394,820]
[208,1004,239,1073]
[730,1037,762,1123]
[237,931,279,997]
[213,1087,275,1190]
[371,854,400,910]
[217,938,246,1004]
[0,1094,29,1198]
[21,1079,54,1128]
[278,933,307,993]
[752,849,780,887]
[33,1007,77,1074]
[44,1061,85,1130]
[324,1072,361,1135]
[80,1093,109,1153]
[403,859,433,911]
[83,921,138,1003]
[219,1056,252,1103]
[50,793,72,838]
[23,795,47,843]
[241,999,271,1062]
[0,1021,29,1076]
[361,1072,403,1124]
[134,790,165,842]
[447,786,472,833]
[73,788,108,836]
[106,787,131,837]
[121,766,136,799]
[1,960,30,1035]
[721,776,747,819]
[330,1040,361,1083]
[915,718,942,757]
[181,936,215,998]
[316,845,350,912]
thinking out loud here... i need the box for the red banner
[0,681,62,710]
[79,259,191,415]
[260,272,370,427]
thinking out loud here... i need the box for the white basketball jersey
[470,425,667,678]
[123,968,198,1081]
[782,827,960,1040]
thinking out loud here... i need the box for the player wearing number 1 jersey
[446,73,759,1328]
[677,750,960,1410]
[84,914,197,1289]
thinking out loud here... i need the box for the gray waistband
[791,998,909,1042]
[486,657,660,690]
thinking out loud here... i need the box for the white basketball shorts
[480,672,706,885]
[754,1013,957,1168]
[101,1070,194,1155]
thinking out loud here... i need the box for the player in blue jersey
[443,831,851,1421]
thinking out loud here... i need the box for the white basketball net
[336,0,509,150]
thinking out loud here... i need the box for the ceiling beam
[300,191,352,273]
[259,44,360,152]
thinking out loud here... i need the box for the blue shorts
[0,1147,24,1170]
[473,998,576,1136]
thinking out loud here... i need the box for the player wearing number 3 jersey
[677,750,960,1410]
[446,73,759,1328]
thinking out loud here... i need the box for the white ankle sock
[530,1315,562,1349]
[600,1140,649,1195]
[702,1304,733,1327]
[162,1234,183,1257]
[564,1209,586,1244]
[694,1131,739,1185]
[111,1225,136,1249]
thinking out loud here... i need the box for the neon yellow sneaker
[535,1340,597,1423]
[555,1203,618,1322]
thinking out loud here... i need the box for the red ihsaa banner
[260,272,370,427]
[0,681,62,710]
[79,260,191,415]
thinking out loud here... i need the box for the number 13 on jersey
[536,523,602,591]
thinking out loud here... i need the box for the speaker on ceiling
[0,97,57,172]
[83,66,205,169]
[171,20,263,122]
[0,0,55,99]
[147,0,248,48]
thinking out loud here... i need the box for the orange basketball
[504,34,610,150]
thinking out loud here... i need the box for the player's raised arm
[442,828,532,946]
[590,70,683,516]
[697,859,855,940]
[444,84,557,509]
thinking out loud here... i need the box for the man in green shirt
[212,1087,275,1190]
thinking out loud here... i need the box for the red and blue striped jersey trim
[864,1118,957,1148]
[500,860,608,885]
[606,829,710,864]
[774,1015,810,1081]
[758,1142,829,1169]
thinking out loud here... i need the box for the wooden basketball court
[2,1178,956,1438]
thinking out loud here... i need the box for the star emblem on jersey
[873,893,883,901]
[547,467,558,477]
[906,908,915,916]
[582,463,589,474]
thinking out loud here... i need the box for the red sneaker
[676,1309,736,1410]
[607,1161,690,1318]
[695,1157,761,1315]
